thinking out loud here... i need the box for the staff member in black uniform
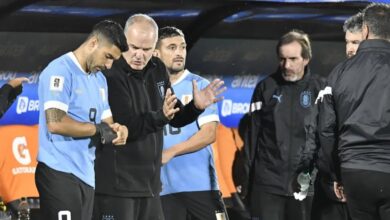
[248,30,324,220]
[317,3,390,220]
[93,14,225,220]
[306,12,363,220]
[0,77,28,118]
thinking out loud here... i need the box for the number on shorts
[58,210,71,220]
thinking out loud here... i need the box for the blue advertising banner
[0,72,39,126]
[206,75,266,128]
[1,72,266,128]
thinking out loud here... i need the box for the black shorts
[161,190,226,220]
[35,162,94,220]
[93,194,164,220]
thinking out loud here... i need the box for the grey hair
[124,14,158,38]
[343,12,363,33]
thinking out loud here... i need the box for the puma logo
[272,94,283,103]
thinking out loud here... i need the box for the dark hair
[156,26,185,49]
[90,20,128,52]
[362,3,390,40]
[343,12,363,33]
[276,29,312,60]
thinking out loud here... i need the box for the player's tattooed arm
[45,108,66,123]
[45,108,96,137]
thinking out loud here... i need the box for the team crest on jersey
[300,91,312,108]
[181,94,193,105]
[157,81,165,98]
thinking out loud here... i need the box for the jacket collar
[356,39,390,53]
[116,56,158,79]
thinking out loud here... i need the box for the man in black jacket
[0,77,28,118]
[317,3,390,220]
[248,30,324,220]
[306,12,363,220]
[93,14,225,220]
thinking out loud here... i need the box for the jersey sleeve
[39,64,71,113]
[100,76,112,121]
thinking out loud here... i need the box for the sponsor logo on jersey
[50,75,64,91]
[272,94,283,103]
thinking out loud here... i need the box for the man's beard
[168,66,184,75]
[282,71,301,82]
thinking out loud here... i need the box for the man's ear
[153,49,160,57]
[88,36,99,50]
[362,23,369,40]
[303,58,309,66]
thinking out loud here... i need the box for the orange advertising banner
[0,125,39,203]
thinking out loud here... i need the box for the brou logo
[221,99,250,117]
[300,91,312,108]
[12,136,31,165]
[16,96,39,114]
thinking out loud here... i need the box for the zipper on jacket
[286,85,295,196]
[142,77,158,197]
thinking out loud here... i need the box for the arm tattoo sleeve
[45,108,66,123]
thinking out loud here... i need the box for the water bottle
[17,197,30,220]
[293,172,311,201]
[297,172,311,192]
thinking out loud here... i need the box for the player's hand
[7,77,29,88]
[162,149,175,164]
[163,88,179,120]
[333,181,347,202]
[193,78,226,110]
[110,123,128,146]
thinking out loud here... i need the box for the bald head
[124,14,158,43]
[122,14,159,71]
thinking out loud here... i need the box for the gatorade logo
[12,136,31,165]
[221,99,250,117]
[16,96,39,114]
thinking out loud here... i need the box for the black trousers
[342,168,390,220]
[93,193,164,220]
[311,172,351,220]
[249,185,312,220]
[35,162,94,220]
[161,190,225,220]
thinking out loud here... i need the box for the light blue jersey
[161,70,220,196]
[38,52,112,187]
